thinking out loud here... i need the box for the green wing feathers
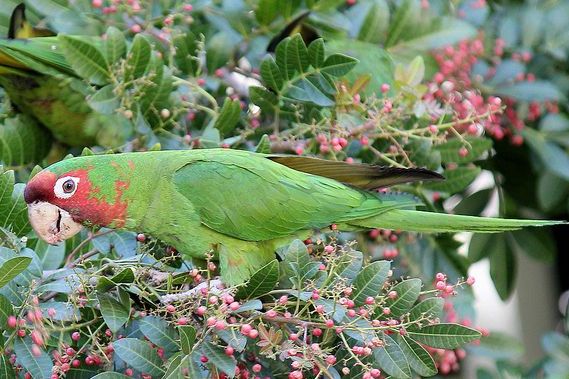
[349,209,565,233]
[267,155,444,189]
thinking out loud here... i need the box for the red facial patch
[27,168,130,228]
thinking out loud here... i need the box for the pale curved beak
[27,202,83,244]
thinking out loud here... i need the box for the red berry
[136,233,146,242]
[224,346,234,356]
[7,316,17,328]
[72,331,81,341]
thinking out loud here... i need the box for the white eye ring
[54,176,80,199]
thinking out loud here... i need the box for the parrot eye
[54,176,80,199]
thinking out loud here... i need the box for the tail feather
[349,209,565,233]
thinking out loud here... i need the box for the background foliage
[0,0,567,378]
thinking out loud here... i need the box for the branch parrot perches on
[24,149,564,284]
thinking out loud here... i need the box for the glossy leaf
[351,260,391,306]
[179,325,196,355]
[214,98,241,136]
[395,334,437,377]
[489,237,517,300]
[407,323,481,349]
[408,297,444,329]
[139,316,180,352]
[59,35,110,85]
[114,338,165,377]
[0,115,51,168]
[384,278,421,318]
[14,337,53,379]
[97,293,130,333]
[0,257,32,289]
[202,342,237,378]
[373,334,411,378]
[104,26,127,64]
[236,260,279,299]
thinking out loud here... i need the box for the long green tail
[349,209,565,233]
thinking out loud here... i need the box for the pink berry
[177,317,188,325]
[130,24,142,33]
[248,329,259,339]
[312,328,323,337]
[428,124,438,134]
[240,324,252,335]
[436,281,446,290]
[326,355,336,365]
[324,245,334,253]
[92,0,103,8]
[325,319,334,328]
[381,83,390,93]
[458,147,469,157]
[266,310,277,318]
[224,346,234,356]
[7,316,17,328]
[252,363,262,373]
[136,233,146,242]
[71,332,80,341]
[466,276,476,286]
[365,296,375,305]
[289,333,299,341]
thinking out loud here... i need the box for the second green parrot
[24,149,563,284]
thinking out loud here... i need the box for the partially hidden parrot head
[24,156,133,244]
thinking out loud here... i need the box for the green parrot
[23,149,563,284]
[0,3,96,146]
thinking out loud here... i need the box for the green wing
[172,152,416,241]
[0,37,74,76]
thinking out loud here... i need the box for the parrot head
[24,157,132,244]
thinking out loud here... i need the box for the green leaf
[522,128,569,181]
[125,34,151,82]
[214,98,241,136]
[0,294,14,332]
[494,81,565,102]
[255,134,271,154]
[282,240,319,289]
[425,167,481,194]
[508,229,555,263]
[286,34,309,76]
[260,57,283,92]
[537,172,569,212]
[436,137,493,164]
[330,250,363,284]
[351,261,391,306]
[0,115,52,168]
[454,189,493,216]
[233,300,263,313]
[104,26,127,64]
[356,0,390,44]
[307,38,325,68]
[373,334,411,378]
[173,32,199,76]
[59,35,110,85]
[34,239,65,270]
[97,293,130,333]
[139,316,180,352]
[467,332,524,360]
[395,335,437,377]
[384,278,421,318]
[389,18,476,56]
[408,323,481,349]
[0,257,32,289]
[88,85,119,114]
[111,268,135,284]
[489,238,517,300]
[256,0,279,25]
[385,0,419,48]
[236,260,279,299]
[216,329,247,352]
[139,57,173,123]
[321,53,358,77]
[408,297,444,329]
[0,355,15,379]
[14,337,53,379]
[468,233,506,263]
[286,76,334,106]
[178,325,196,355]
[395,55,424,87]
[91,373,131,379]
[249,87,279,114]
[202,342,237,378]
[162,354,188,379]
[0,171,30,236]
[113,338,165,377]
[326,39,394,97]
